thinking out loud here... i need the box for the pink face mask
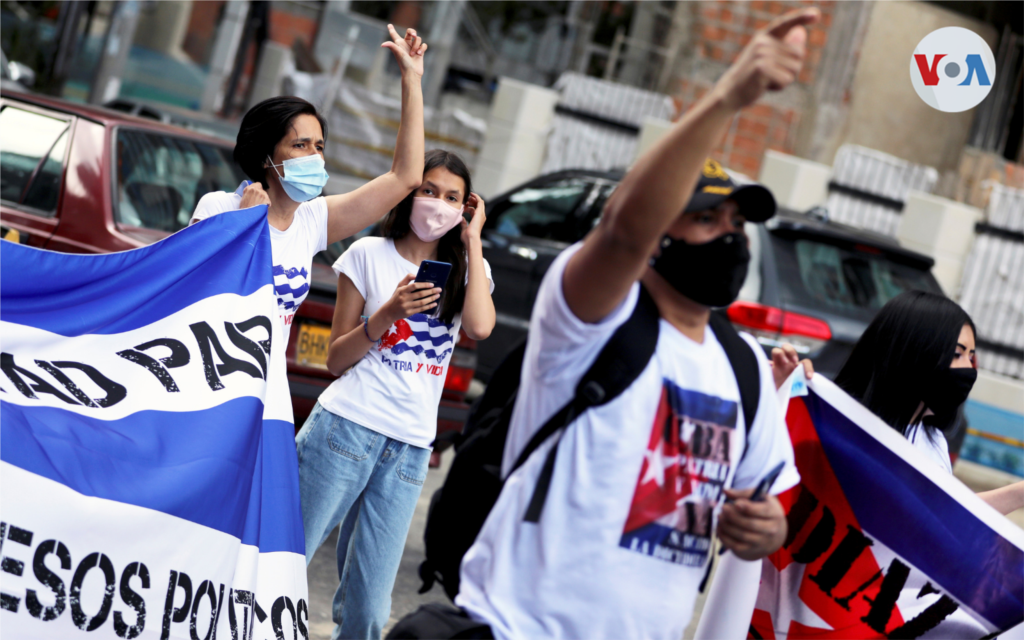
[409,197,464,242]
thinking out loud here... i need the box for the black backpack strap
[519,285,661,522]
[708,310,760,458]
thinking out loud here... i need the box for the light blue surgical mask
[267,154,329,203]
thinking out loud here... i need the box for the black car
[477,168,947,380]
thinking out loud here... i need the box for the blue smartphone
[415,260,452,295]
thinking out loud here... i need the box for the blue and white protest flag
[0,208,308,639]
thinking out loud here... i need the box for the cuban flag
[0,207,308,639]
[376,313,454,364]
[695,374,1024,640]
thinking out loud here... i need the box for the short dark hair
[233,96,328,189]
[834,290,977,437]
[381,149,473,324]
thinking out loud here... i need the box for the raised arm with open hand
[321,24,427,245]
[562,8,819,324]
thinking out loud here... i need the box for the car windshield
[484,178,594,242]
[114,128,247,233]
[772,234,942,321]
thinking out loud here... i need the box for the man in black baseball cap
[640,157,777,309]
[452,8,816,640]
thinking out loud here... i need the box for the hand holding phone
[748,461,786,503]
[415,260,452,295]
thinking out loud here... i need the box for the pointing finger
[765,8,820,40]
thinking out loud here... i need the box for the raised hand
[381,24,428,78]
[770,343,814,391]
[713,8,820,111]
[460,192,486,245]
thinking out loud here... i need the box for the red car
[0,88,475,454]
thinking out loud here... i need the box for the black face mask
[921,367,977,425]
[650,232,750,307]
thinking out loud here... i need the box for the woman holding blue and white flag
[190,24,428,338]
[296,148,495,639]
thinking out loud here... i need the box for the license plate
[297,323,331,369]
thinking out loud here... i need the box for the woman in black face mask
[830,290,1023,515]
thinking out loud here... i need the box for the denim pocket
[397,445,430,485]
[327,417,379,461]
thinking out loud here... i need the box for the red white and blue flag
[744,376,1024,639]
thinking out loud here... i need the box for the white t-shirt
[317,237,493,449]
[190,181,328,337]
[907,422,952,475]
[457,243,800,640]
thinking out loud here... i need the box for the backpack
[418,286,761,602]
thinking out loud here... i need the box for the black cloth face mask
[921,366,977,426]
[650,232,751,307]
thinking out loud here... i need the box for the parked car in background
[475,168,968,455]
[0,88,476,446]
[103,97,240,143]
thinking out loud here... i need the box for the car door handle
[509,244,537,261]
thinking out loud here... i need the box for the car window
[0,106,70,213]
[485,178,594,242]
[773,235,942,320]
[115,128,247,233]
[21,129,69,213]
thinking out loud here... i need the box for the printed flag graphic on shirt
[620,380,737,568]
[377,313,454,363]
[0,207,309,640]
[745,376,1024,640]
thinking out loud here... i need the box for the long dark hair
[834,290,976,437]
[233,96,328,189]
[381,150,472,324]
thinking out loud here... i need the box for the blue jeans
[296,403,431,640]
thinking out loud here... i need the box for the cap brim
[683,184,777,222]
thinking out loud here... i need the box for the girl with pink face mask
[294,149,495,639]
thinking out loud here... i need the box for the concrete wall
[895,191,981,296]
[473,77,559,198]
[835,2,997,173]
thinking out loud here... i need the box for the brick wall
[182,1,225,66]
[670,0,837,178]
[942,147,1024,211]
[268,6,320,49]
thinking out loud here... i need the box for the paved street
[305,453,1023,640]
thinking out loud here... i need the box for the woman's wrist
[367,309,392,340]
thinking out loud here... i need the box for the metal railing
[824,145,939,236]
[958,183,1024,380]
[541,72,674,175]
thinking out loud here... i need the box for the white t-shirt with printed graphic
[317,237,493,449]
[190,181,328,339]
[457,242,800,640]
